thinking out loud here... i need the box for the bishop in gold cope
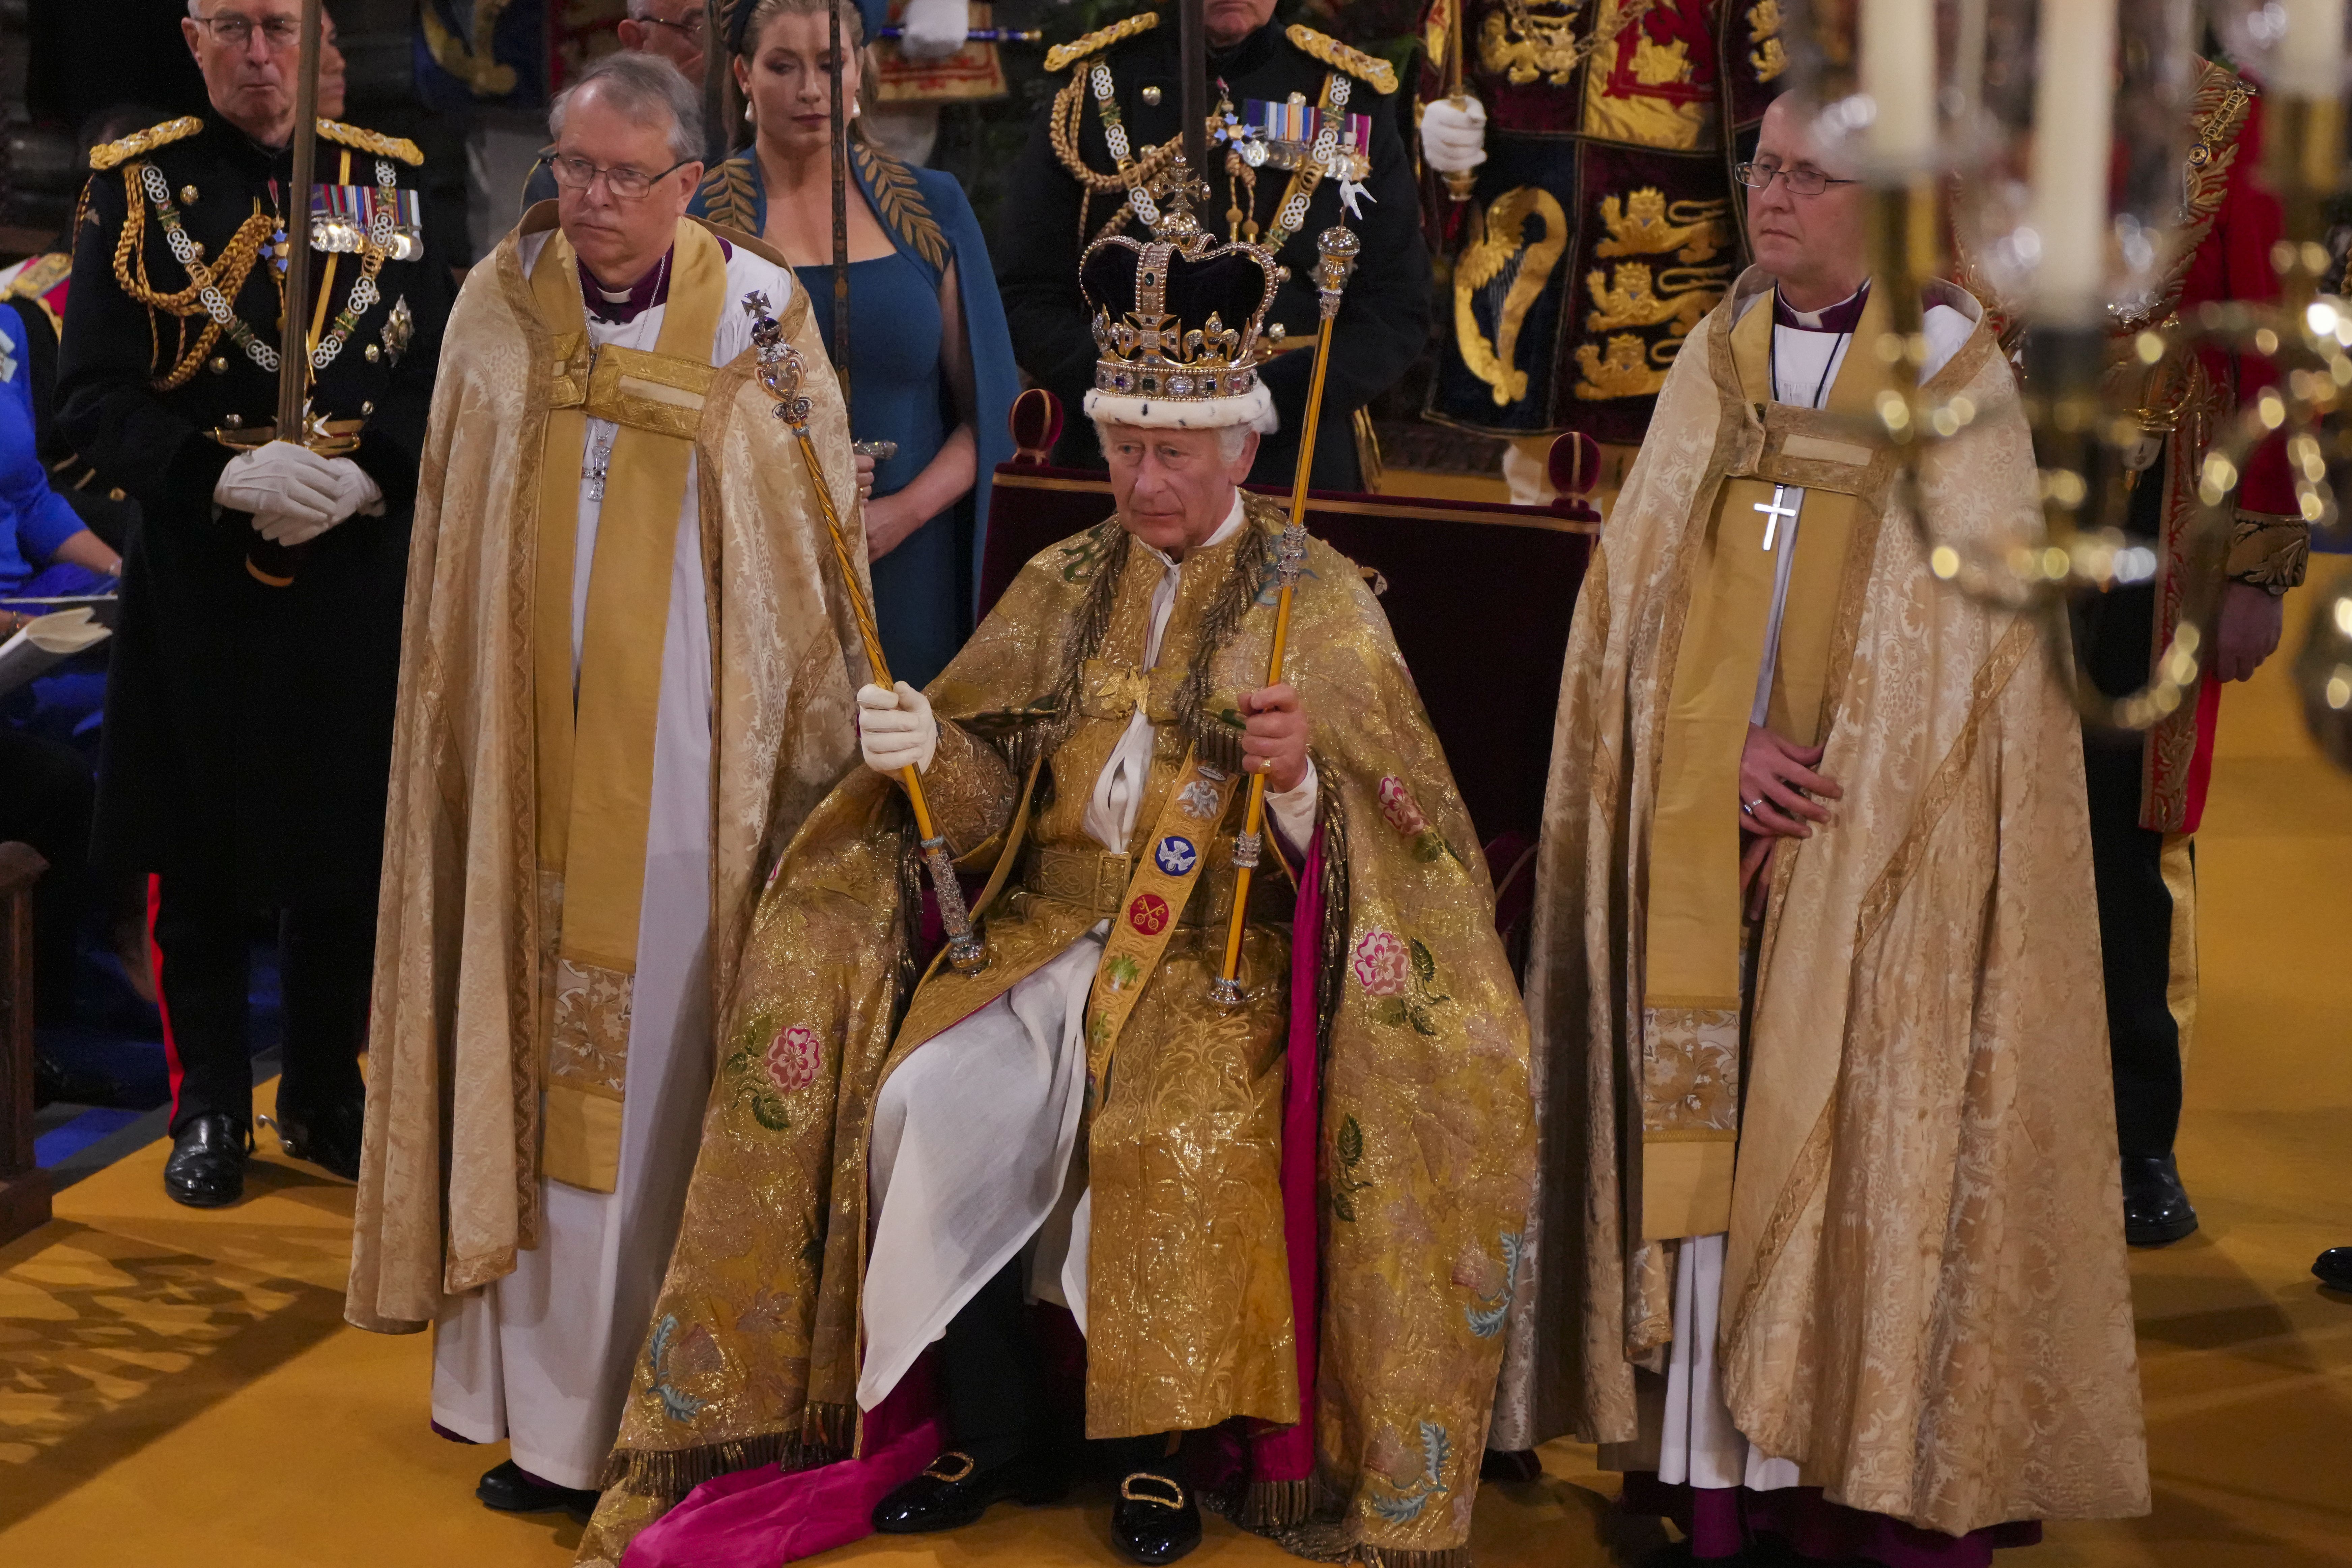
[1510,95,2150,1555]
[577,184,1532,1568]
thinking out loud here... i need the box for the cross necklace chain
[1753,299,1853,551]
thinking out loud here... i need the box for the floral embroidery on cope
[1367,1419,1453,1523]
[646,1313,713,1423]
[1353,928,1451,1034]
[764,1025,823,1094]
[1330,1112,1372,1221]
[1377,776,1457,862]
[1462,1230,1525,1338]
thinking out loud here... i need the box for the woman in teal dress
[697,0,1018,690]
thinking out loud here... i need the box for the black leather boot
[1110,1470,1201,1565]
[872,1448,1068,1533]
[263,1090,364,1181]
[163,1113,251,1208]
[2315,1247,2352,1292]
[2121,1153,2198,1247]
[476,1459,600,1514]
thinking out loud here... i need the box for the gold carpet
[4,564,2349,1567]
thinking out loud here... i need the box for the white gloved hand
[858,681,938,776]
[1419,96,1488,175]
[216,440,345,530]
[251,457,383,545]
[898,0,969,62]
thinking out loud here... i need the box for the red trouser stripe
[148,873,187,1116]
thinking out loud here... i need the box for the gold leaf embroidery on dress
[1747,0,1786,81]
[1574,189,1730,400]
[1453,186,1569,405]
[1640,1005,1739,1133]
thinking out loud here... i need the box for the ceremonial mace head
[1313,224,1360,322]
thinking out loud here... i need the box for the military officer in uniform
[994,0,1428,488]
[57,0,445,1208]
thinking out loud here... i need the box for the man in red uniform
[2085,58,2307,1246]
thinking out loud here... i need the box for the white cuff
[1265,758,1319,854]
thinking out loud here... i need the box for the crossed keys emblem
[741,291,814,430]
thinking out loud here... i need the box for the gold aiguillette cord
[1208,221,1360,1006]
[740,291,988,975]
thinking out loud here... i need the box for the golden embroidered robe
[345,208,870,1332]
[1507,268,2150,1533]
[578,492,1534,1568]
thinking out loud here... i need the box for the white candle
[1860,0,1937,169]
[2274,0,2347,99]
[2028,0,2117,326]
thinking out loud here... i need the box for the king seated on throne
[577,188,1534,1568]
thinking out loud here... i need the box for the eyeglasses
[1734,161,1858,197]
[640,14,708,40]
[542,151,698,201]
[191,11,304,49]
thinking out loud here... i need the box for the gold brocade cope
[528,221,728,1192]
[1083,748,1241,1078]
[1637,284,1897,1242]
[577,494,1537,1568]
[1513,261,2147,1536]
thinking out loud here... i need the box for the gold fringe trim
[800,1398,857,1462]
[597,1430,801,1500]
[1239,1478,1315,1529]
[1358,1550,1473,1568]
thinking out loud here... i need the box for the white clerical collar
[1778,280,1869,332]
[1139,490,1246,569]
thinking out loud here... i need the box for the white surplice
[1653,285,1975,1492]
[857,492,1318,1412]
[429,235,795,1490]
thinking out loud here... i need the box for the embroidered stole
[529,221,727,1193]
[1083,748,1241,1085]
[1638,283,1898,1241]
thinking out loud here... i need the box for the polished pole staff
[1209,221,1359,1006]
[701,0,729,162]
[827,0,853,411]
[250,0,325,588]
[1442,0,1475,203]
[741,294,988,974]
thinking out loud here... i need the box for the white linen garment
[858,492,1317,1411]
[429,235,793,1490]
[1658,285,1974,1492]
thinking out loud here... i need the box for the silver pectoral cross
[1753,484,1801,550]
[584,434,613,502]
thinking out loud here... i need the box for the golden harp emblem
[1454,186,1570,407]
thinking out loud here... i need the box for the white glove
[216,440,345,529]
[858,681,938,776]
[251,457,383,546]
[898,0,968,62]
[1419,96,1488,175]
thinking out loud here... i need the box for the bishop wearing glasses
[344,51,870,1515]
[1511,94,2150,1559]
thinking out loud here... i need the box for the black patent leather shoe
[163,1113,251,1208]
[476,1459,601,1514]
[873,1449,1068,1533]
[2315,1247,2352,1293]
[2121,1153,2199,1247]
[263,1090,364,1181]
[1111,1470,1201,1566]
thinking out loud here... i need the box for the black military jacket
[58,109,446,903]
[995,17,1429,488]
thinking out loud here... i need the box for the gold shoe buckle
[1119,1472,1186,1509]
[924,1450,977,1484]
